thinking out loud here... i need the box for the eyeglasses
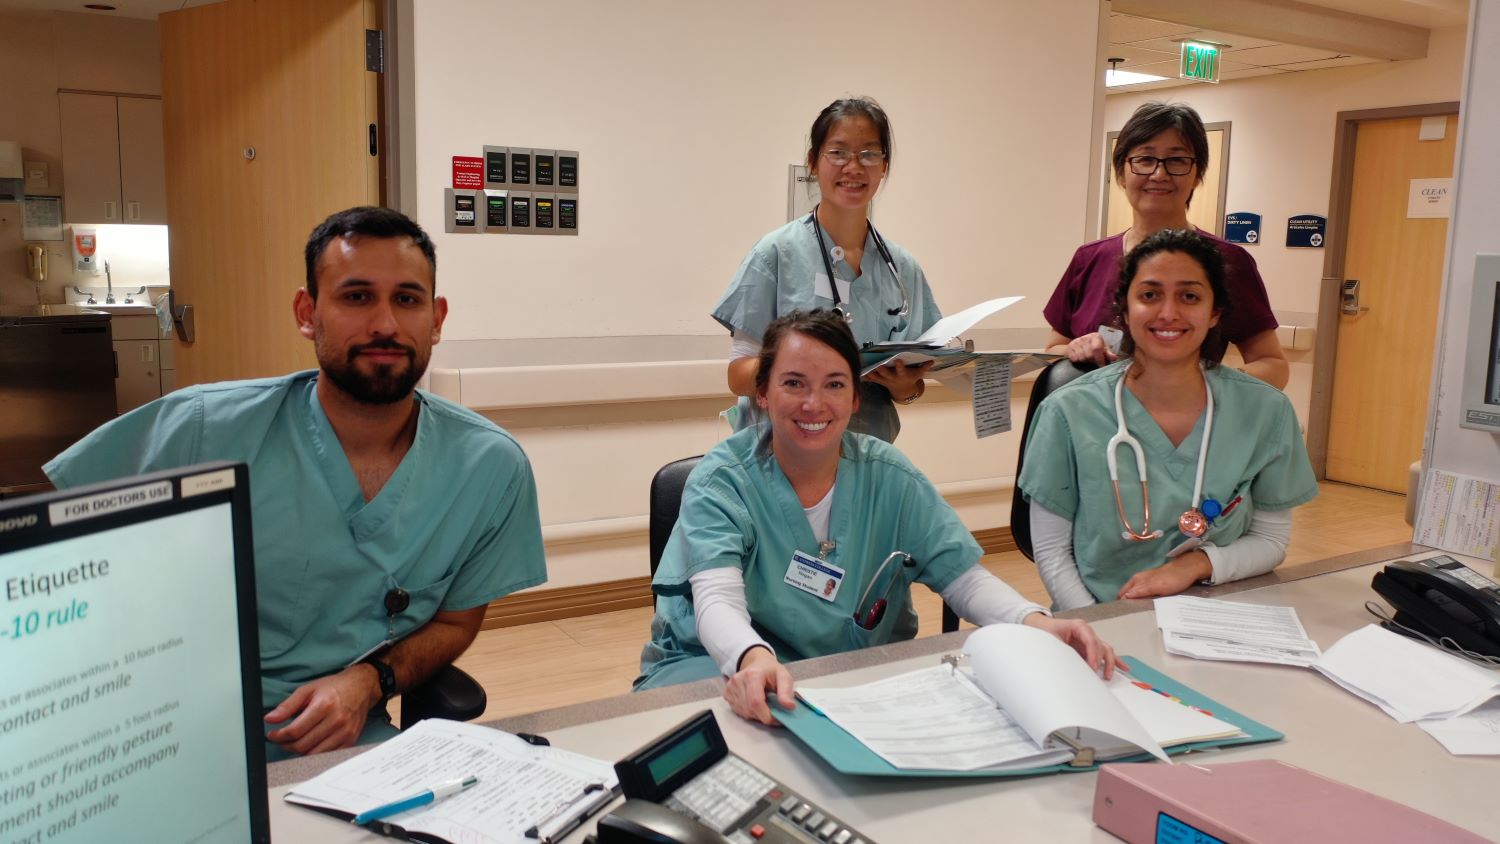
[821,149,886,168]
[1127,155,1196,176]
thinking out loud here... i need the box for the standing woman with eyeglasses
[1043,102,1288,388]
[635,311,1121,723]
[712,97,942,443]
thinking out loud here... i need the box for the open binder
[774,625,1280,778]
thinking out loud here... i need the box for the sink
[78,303,157,314]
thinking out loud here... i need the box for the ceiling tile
[1103,44,1181,68]
[1109,12,1202,44]
[1278,55,1385,70]
[1218,66,1290,80]
[1229,44,1343,66]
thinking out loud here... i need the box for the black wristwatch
[359,656,397,706]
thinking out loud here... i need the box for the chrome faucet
[103,260,115,304]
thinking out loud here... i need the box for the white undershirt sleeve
[729,332,761,361]
[689,567,773,676]
[937,566,1047,626]
[1201,508,1293,584]
[1030,499,1099,611]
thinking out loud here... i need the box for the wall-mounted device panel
[557,196,578,236]
[533,193,556,234]
[444,188,482,233]
[483,189,508,233]
[533,149,556,190]
[509,148,532,187]
[556,150,579,194]
[1460,254,1500,431]
[508,191,532,231]
[483,145,507,188]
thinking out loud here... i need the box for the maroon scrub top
[1043,231,1278,363]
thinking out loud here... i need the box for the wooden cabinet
[110,313,163,414]
[59,93,167,224]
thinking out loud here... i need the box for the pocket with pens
[284,719,619,843]
[1165,485,1252,559]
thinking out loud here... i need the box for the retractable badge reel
[383,587,409,639]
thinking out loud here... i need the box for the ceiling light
[1106,69,1168,88]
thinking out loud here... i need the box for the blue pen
[352,776,479,826]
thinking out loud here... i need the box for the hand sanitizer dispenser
[72,225,101,275]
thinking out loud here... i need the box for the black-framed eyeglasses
[821,149,886,168]
[1127,155,1195,176]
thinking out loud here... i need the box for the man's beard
[321,340,426,405]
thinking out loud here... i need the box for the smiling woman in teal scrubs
[1019,229,1318,611]
[636,310,1122,724]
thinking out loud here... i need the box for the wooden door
[58,93,121,223]
[1104,127,1226,236]
[1325,114,1457,492]
[160,0,382,386]
[117,97,168,225]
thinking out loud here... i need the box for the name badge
[813,272,852,305]
[785,550,845,602]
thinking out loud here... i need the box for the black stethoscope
[809,206,911,326]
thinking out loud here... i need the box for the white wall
[412,1,1109,590]
[1428,2,1500,478]
[1102,27,1467,422]
[415,0,1105,350]
[0,10,163,306]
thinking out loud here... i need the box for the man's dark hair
[303,206,436,299]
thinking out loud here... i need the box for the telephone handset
[1371,555,1500,658]
[602,710,875,844]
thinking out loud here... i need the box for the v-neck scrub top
[711,216,942,442]
[46,371,547,719]
[636,427,982,688]
[1017,362,1317,602]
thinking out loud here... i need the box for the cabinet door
[59,93,122,223]
[113,339,162,414]
[118,98,168,225]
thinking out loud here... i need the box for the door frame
[1306,101,1460,479]
[1099,121,1233,238]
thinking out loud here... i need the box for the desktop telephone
[600,710,875,844]
[1371,555,1500,658]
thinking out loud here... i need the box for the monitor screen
[0,463,268,843]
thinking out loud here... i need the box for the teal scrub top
[46,371,547,714]
[1017,362,1318,602]
[712,215,942,442]
[638,427,978,685]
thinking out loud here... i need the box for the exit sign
[1180,42,1221,83]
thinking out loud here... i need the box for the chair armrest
[399,664,487,730]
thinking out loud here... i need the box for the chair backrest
[649,455,704,577]
[1011,359,1096,562]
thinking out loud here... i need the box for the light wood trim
[483,527,1020,629]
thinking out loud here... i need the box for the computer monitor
[0,462,269,843]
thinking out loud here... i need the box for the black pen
[523,782,614,844]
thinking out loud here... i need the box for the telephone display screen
[645,728,711,787]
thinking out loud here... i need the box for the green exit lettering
[1180,42,1220,83]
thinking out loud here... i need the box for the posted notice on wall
[1414,469,1500,560]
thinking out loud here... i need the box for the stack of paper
[1154,596,1321,666]
[1312,624,1500,722]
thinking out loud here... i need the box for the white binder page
[962,624,1169,762]
[913,296,1023,345]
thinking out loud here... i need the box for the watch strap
[359,655,397,705]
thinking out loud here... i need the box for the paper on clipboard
[860,296,1024,376]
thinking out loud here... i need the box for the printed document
[1418,699,1500,755]
[1154,596,1321,666]
[1311,624,1500,723]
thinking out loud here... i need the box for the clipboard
[773,657,1281,778]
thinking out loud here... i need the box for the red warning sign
[452,156,483,189]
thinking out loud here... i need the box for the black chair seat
[1012,359,1097,562]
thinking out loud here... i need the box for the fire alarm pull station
[509,192,532,230]
[556,150,578,193]
[483,190,509,232]
[534,150,555,188]
[534,193,556,234]
[445,189,481,233]
[557,196,578,236]
[509,148,532,186]
[483,145,507,188]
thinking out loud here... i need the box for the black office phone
[602,710,876,844]
[1371,555,1500,657]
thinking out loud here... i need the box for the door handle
[168,289,196,343]
[1340,279,1369,316]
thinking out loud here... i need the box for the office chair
[1010,359,1096,562]
[399,665,487,730]
[649,455,959,634]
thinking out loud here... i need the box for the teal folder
[773,656,1282,778]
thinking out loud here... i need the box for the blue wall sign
[1224,212,1261,244]
[1286,214,1327,248]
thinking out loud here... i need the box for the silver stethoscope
[1108,362,1216,542]
[809,206,911,327]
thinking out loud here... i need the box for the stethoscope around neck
[809,206,911,326]
[1107,362,1215,542]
